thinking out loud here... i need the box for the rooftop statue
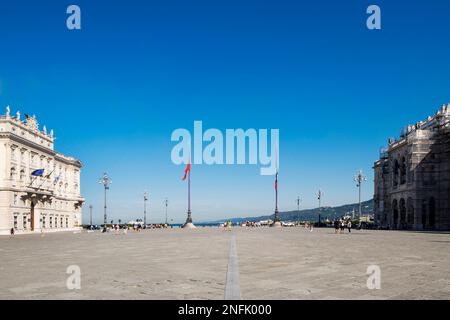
[25,114,39,131]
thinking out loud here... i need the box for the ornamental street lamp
[98,173,112,228]
[164,198,169,225]
[316,190,323,226]
[354,169,367,220]
[89,204,93,227]
[144,191,148,228]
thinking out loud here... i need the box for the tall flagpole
[182,154,195,228]
[187,170,192,223]
[275,172,279,217]
[271,142,282,227]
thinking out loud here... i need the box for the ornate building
[0,106,84,235]
[374,104,450,230]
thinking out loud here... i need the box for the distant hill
[209,199,373,224]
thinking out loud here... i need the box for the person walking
[334,220,340,234]
[347,220,352,233]
[340,219,345,234]
[10,228,14,236]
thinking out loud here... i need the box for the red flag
[274,172,278,190]
[182,162,191,181]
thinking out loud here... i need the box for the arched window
[393,160,400,187]
[429,197,436,228]
[407,197,414,227]
[422,199,427,228]
[23,214,28,230]
[399,198,406,229]
[10,167,16,179]
[400,157,406,185]
[13,214,18,230]
[392,199,399,227]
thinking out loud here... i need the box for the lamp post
[354,169,367,220]
[144,191,148,228]
[98,173,112,229]
[316,189,323,226]
[164,198,169,225]
[296,196,301,224]
[89,205,93,227]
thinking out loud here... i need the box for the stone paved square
[0,228,449,299]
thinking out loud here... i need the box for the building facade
[0,106,84,235]
[374,104,450,230]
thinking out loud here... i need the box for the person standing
[347,220,352,233]
[334,220,340,234]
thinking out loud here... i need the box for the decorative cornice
[0,117,54,143]
[0,131,54,154]
[0,132,82,168]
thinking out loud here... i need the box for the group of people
[304,222,314,232]
[240,221,259,227]
[98,223,172,233]
[334,219,352,234]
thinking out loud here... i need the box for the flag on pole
[182,161,191,181]
[31,169,45,177]
[53,174,61,184]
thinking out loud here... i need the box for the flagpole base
[182,210,195,228]
[270,221,282,227]
[182,222,196,229]
[271,208,282,227]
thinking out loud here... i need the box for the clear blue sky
[0,0,449,223]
